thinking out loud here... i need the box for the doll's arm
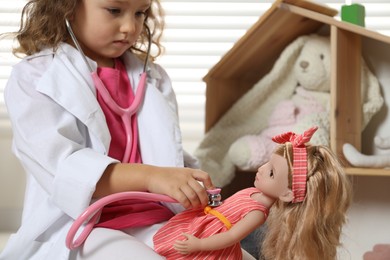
[173,209,265,254]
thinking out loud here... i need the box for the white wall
[340,176,390,259]
[0,133,25,232]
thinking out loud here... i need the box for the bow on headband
[272,126,318,203]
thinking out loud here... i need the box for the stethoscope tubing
[65,192,177,250]
[66,188,223,250]
[92,72,147,162]
[91,72,147,116]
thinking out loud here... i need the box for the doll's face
[254,154,291,200]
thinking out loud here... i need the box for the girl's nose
[120,16,136,34]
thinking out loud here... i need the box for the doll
[261,129,352,260]
[153,126,352,260]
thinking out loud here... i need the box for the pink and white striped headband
[272,126,318,203]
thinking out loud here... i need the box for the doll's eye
[269,170,274,178]
[320,54,324,60]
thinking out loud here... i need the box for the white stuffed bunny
[228,35,383,171]
[195,34,383,187]
[343,136,390,168]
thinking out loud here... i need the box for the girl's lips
[112,40,131,49]
[115,40,129,43]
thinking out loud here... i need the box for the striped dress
[153,187,269,259]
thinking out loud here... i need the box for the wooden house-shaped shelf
[203,0,390,193]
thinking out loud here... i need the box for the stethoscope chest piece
[207,188,223,207]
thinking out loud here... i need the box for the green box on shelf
[341,3,365,27]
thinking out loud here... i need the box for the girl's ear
[279,189,294,202]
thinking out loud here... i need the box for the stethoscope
[66,188,222,250]
[65,19,151,163]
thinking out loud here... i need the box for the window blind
[0,1,24,136]
[1,0,389,152]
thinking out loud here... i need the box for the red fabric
[94,199,174,230]
[154,188,269,260]
[291,147,307,203]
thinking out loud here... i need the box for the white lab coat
[0,43,188,260]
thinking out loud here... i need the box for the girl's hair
[10,0,165,60]
[261,143,352,260]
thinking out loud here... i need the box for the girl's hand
[173,233,201,254]
[147,167,214,209]
[94,163,214,209]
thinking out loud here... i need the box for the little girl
[153,126,352,260]
[0,0,214,259]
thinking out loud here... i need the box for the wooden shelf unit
[345,167,390,176]
[202,0,390,194]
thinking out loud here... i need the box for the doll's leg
[70,227,164,260]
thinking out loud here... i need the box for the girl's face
[254,153,291,200]
[70,0,151,67]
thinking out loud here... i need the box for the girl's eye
[269,170,274,178]
[136,11,147,19]
[107,8,121,15]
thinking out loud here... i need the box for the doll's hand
[173,233,201,254]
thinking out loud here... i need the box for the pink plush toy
[228,35,331,171]
[231,86,330,170]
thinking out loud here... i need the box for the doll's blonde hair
[261,143,352,260]
[9,0,165,60]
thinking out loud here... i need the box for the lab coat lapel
[36,45,110,153]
